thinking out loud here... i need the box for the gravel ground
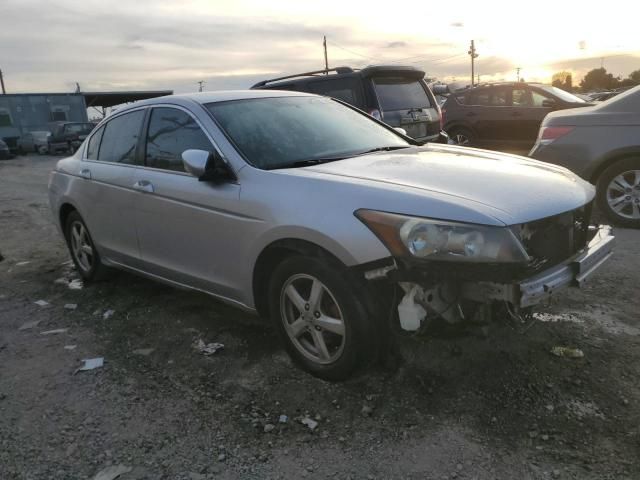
[1,154,639,480]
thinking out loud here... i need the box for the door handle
[511,112,523,117]
[133,180,154,193]
[79,168,92,180]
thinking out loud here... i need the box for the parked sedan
[17,131,51,154]
[442,82,590,149]
[0,138,10,159]
[48,91,613,380]
[530,85,640,227]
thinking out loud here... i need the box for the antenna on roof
[197,80,205,92]
[0,69,6,94]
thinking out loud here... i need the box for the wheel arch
[59,202,79,233]
[589,147,640,184]
[252,238,348,319]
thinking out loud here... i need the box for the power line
[326,40,378,62]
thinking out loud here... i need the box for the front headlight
[355,209,529,263]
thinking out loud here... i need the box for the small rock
[552,469,560,478]
[541,434,549,441]
[278,415,288,423]
[34,300,50,307]
[218,453,226,462]
[64,303,78,310]
[456,463,462,471]
[264,424,275,433]
[103,309,115,320]
[622,399,629,406]
[361,404,374,417]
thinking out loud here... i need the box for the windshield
[538,86,585,103]
[206,96,409,170]
[373,77,432,111]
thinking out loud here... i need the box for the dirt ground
[1,154,639,480]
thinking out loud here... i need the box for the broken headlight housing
[355,210,529,263]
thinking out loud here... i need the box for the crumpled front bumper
[462,225,615,308]
[518,225,614,307]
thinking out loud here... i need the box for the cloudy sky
[1,0,638,94]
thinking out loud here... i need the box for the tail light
[369,109,382,121]
[537,126,574,145]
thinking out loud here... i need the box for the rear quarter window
[306,78,364,107]
[373,77,433,111]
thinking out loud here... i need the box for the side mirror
[182,149,236,183]
[541,99,556,108]
[393,127,408,136]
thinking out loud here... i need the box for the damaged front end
[356,205,614,332]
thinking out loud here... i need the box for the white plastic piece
[397,285,427,331]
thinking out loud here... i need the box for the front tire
[448,127,475,147]
[64,211,109,281]
[268,255,381,381]
[596,158,640,228]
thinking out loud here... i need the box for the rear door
[464,86,511,144]
[131,106,242,298]
[509,86,549,146]
[370,76,440,142]
[76,109,146,265]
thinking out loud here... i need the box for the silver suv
[48,90,614,380]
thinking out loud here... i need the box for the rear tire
[268,255,382,381]
[64,211,110,281]
[448,127,475,147]
[596,158,640,228]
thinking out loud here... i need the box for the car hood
[295,145,595,225]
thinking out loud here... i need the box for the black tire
[596,157,640,228]
[268,255,382,381]
[64,211,110,281]
[448,127,475,147]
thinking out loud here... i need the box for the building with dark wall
[0,93,88,150]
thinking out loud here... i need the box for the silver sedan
[49,90,613,380]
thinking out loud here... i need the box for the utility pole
[468,40,478,86]
[323,36,329,74]
[516,67,521,82]
[0,69,6,94]
[197,80,205,92]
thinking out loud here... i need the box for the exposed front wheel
[596,158,640,228]
[64,211,109,281]
[268,256,381,380]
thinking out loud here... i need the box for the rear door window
[468,87,508,106]
[372,77,433,111]
[97,110,145,164]
[144,107,212,172]
[307,78,364,107]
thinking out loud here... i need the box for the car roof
[114,89,315,114]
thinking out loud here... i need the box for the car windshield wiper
[269,157,346,170]
[356,145,412,155]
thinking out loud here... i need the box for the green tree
[620,69,640,87]
[552,71,573,91]
[580,68,621,92]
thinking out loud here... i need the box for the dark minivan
[442,82,590,150]
[252,65,446,144]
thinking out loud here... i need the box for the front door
[131,106,243,299]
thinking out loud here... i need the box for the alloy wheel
[69,220,94,272]
[606,169,640,220]
[279,274,346,365]
[453,133,470,145]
